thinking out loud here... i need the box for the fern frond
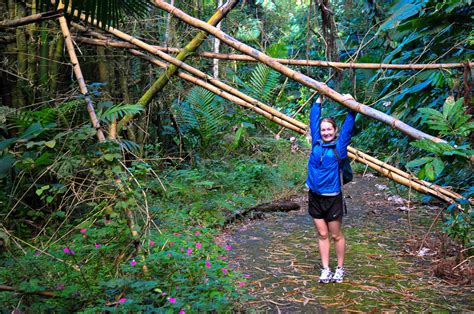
[99,103,144,123]
[248,64,280,104]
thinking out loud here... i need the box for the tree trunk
[163,0,175,47]
[213,0,223,79]
[152,0,448,146]
[15,1,28,107]
[317,0,341,85]
[26,0,37,100]
[49,34,63,96]
[39,26,50,98]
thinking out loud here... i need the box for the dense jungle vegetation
[0,0,472,311]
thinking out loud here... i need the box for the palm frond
[248,64,280,104]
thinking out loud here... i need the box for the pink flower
[161,292,167,296]
[63,247,75,255]
[180,247,184,252]
[239,281,245,287]
[167,253,172,257]
[80,228,87,234]
[167,297,176,303]
[95,243,101,249]
[195,231,201,236]
[130,259,137,266]
[205,261,211,268]
[186,248,193,256]
[218,255,227,261]
[118,297,127,303]
[169,242,175,247]
[179,310,185,314]
[244,273,251,278]
[149,240,155,246]
[225,245,232,251]
[196,243,202,249]
[221,268,228,274]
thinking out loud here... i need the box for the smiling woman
[306,96,356,284]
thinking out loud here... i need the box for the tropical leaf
[172,87,224,148]
[378,1,423,32]
[247,64,280,104]
[98,103,144,123]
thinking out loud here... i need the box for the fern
[172,87,224,148]
[98,103,144,123]
[247,64,280,104]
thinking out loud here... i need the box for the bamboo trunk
[57,14,105,141]
[73,38,470,70]
[0,10,61,28]
[49,34,64,96]
[136,0,238,110]
[15,1,28,107]
[72,31,307,132]
[129,49,306,134]
[152,0,448,145]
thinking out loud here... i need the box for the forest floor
[220,174,473,312]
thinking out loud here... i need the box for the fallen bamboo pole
[57,10,105,141]
[152,0,447,145]
[71,37,472,70]
[347,151,462,207]
[0,10,62,28]
[347,147,465,201]
[126,48,468,207]
[73,16,307,132]
[136,0,239,110]
[128,49,306,134]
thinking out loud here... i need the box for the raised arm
[310,97,322,146]
[338,110,356,150]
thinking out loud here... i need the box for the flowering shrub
[0,224,249,312]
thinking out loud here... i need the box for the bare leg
[328,219,345,267]
[313,218,330,268]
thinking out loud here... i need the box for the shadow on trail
[223,175,473,312]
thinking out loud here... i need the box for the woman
[307,95,356,283]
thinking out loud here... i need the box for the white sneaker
[332,266,345,283]
[319,267,333,283]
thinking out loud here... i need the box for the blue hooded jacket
[306,101,356,195]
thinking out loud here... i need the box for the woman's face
[320,121,337,142]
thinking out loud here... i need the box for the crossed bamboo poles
[70,15,468,208]
[2,5,468,205]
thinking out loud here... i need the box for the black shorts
[308,190,344,221]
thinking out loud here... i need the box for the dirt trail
[223,174,473,312]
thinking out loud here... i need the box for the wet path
[223,175,473,312]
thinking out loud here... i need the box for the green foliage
[97,102,144,123]
[247,64,281,105]
[172,87,225,150]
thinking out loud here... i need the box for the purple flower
[239,281,245,287]
[205,261,211,268]
[195,231,201,236]
[80,228,87,234]
[149,240,155,246]
[196,243,202,249]
[95,243,101,249]
[179,310,185,314]
[63,247,75,255]
[118,297,127,303]
[186,248,193,256]
[130,259,137,266]
[221,268,228,274]
[225,245,232,251]
[168,297,176,303]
